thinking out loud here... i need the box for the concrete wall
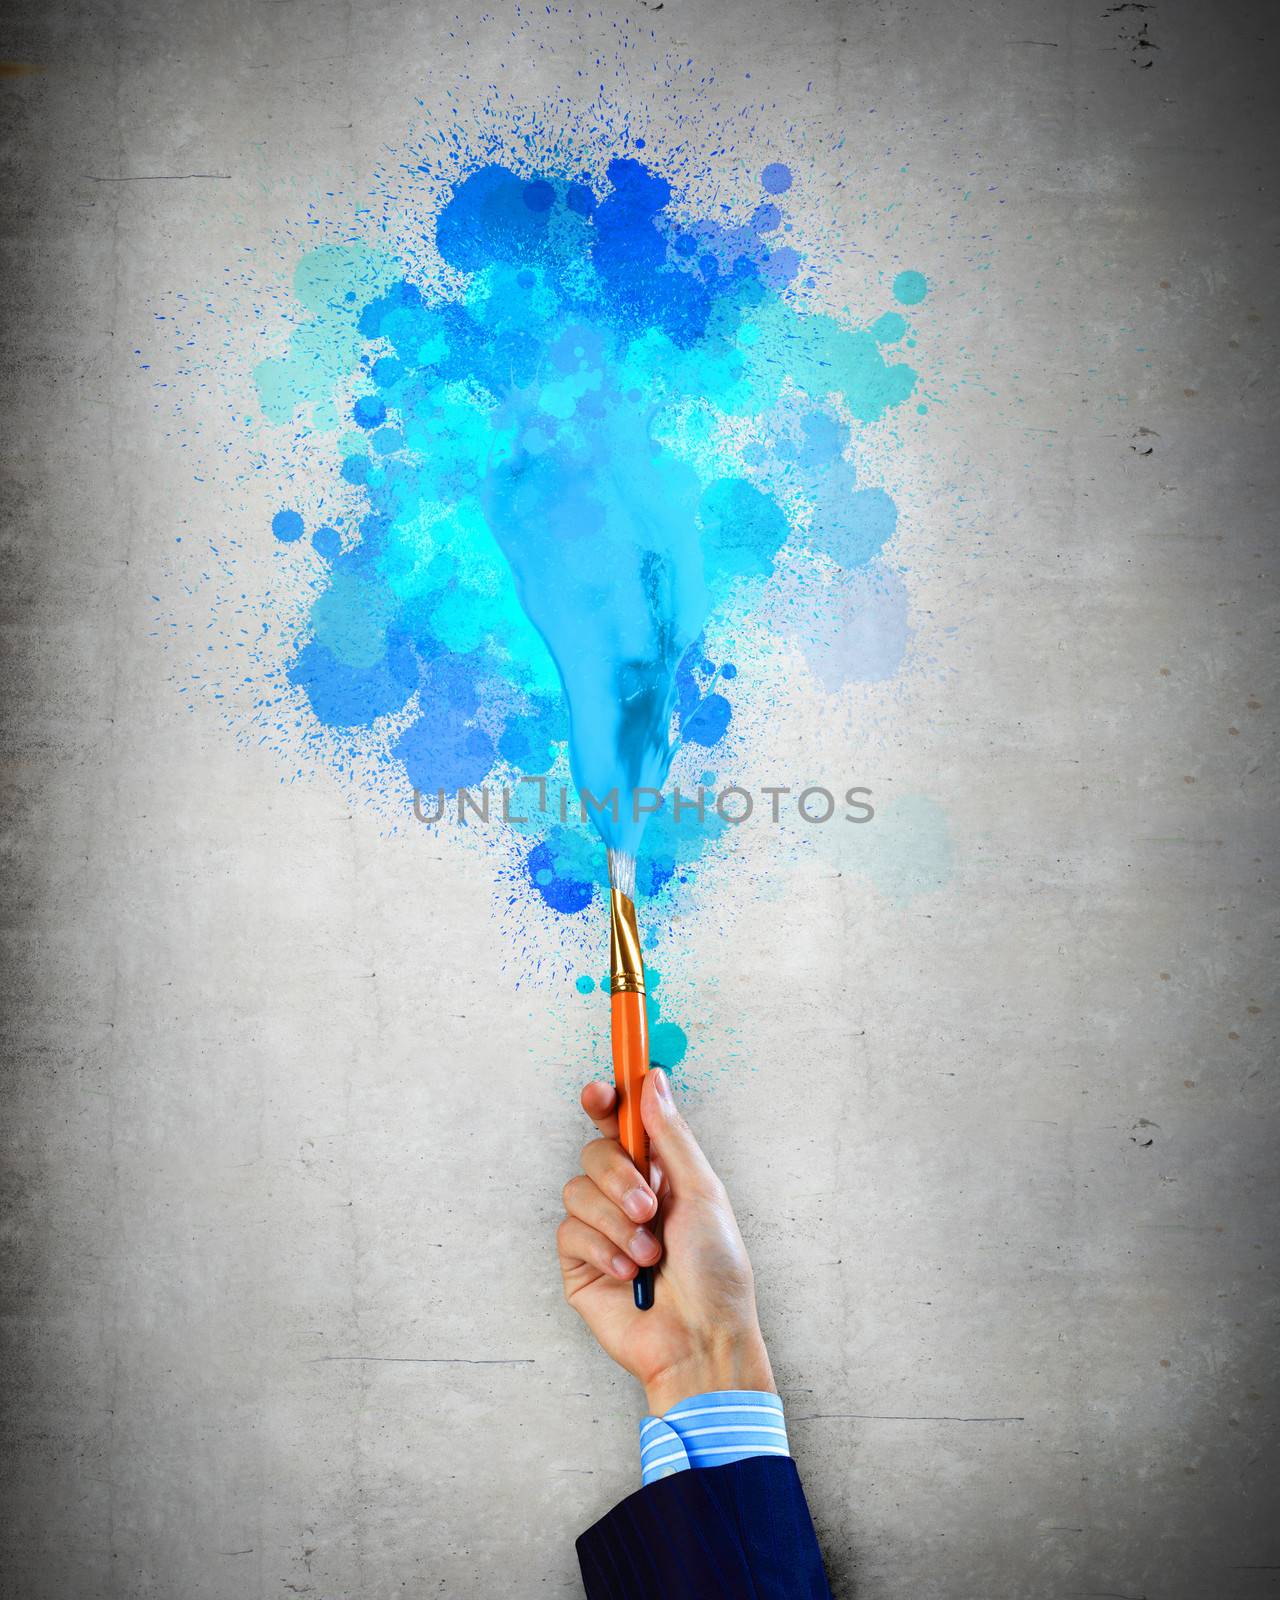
[2,1,1276,1596]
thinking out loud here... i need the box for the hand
[556,1067,775,1416]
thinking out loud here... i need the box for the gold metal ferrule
[609,890,646,996]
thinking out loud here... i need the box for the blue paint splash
[253,146,925,899]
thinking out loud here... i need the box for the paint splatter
[576,964,689,1069]
[250,152,921,894]
[148,43,972,1080]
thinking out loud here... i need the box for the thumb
[641,1069,720,1197]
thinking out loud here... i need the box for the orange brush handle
[611,985,654,1310]
[610,987,650,1182]
[609,886,654,1309]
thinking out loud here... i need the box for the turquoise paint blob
[639,968,687,1067]
[252,142,922,913]
[575,974,596,994]
[870,311,908,344]
[812,792,952,905]
[649,1020,689,1070]
[893,270,928,306]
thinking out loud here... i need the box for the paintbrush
[606,845,654,1311]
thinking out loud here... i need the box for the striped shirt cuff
[638,1389,790,1487]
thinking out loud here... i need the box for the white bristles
[607,848,636,900]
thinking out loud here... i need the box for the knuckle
[563,1174,598,1215]
[585,1143,624,1190]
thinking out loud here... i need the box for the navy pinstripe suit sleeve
[576,1455,833,1599]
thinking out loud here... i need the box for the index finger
[580,1080,620,1140]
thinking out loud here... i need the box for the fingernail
[623,1187,654,1221]
[630,1228,660,1263]
[651,1067,673,1107]
[611,1254,635,1278]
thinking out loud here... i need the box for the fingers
[556,1216,637,1282]
[580,1080,658,1215]
[562,1174,661,1269]
[580,1080,620,1140]
[581,1136,657,1223]
[640,1068,723,1199]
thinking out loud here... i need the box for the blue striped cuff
[638,1390,790,1487]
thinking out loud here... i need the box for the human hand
[556,1067,775,1416]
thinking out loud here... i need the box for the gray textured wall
[2,1,1277,1597]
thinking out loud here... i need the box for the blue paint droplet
[683,691,731,747]
[393,682,497,793]
[272,509,304,543]
[353,394,387,429]
[761,162,792,195]
[720,662,737,680]
[809,479,898,568]
[893,270,928,306]
[311,525,341,559]
[575,974,595,994]
[525,839,594,914]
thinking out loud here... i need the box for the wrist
[642,1329,775,1417]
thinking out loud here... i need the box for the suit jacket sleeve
[576,1455,833,1599]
